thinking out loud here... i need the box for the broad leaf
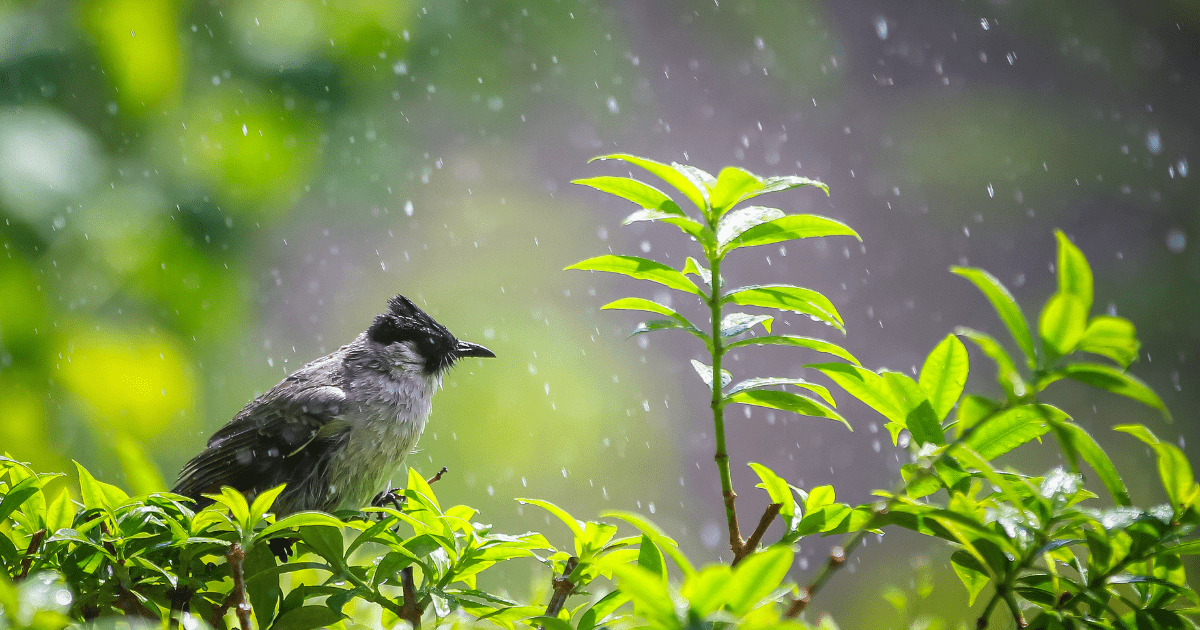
[716,206,784,249]
[622,210,714,248]
[951,550,990,606]
[709,166,763,214]
[720,312,772,338]
[1049,421,1131,506]
[630,319,709,347]
[723,284,843,332]
[726,335,860,365]
[963,404,1061,460]
[881,371,944,446]
[1054,230,1093,312]
[919,334,969,421]
[724,390,850,430]
[691,359,732,389]
[1046,363,1170,422]
[807,363,903,424]
[727,377,834,406]
[1039,292,1088,360]
[955,327,1028,400]
[724,546,794,616]
[950,267,1036,366]
[1114,425,1198,512]
[603,297,697,328]
[955,395,999,439]
[721,214,860,256]
[572,176,685,216]
[516,498,586,543]
[601,511,694,578]
[590,154,709,212]
[1077,316,1140,368]
[748,462,797,520]
[566,255,703,296]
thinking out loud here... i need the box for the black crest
[367,294,457,372]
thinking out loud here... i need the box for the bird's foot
[267,537,297,563]
[371,488,406,515]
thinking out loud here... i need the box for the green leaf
[636,534,666,583]
[609,564,675,623]
[1048,421,1130,506]
[250,484,287,524]
[630,319,710,347]
[691,359,732,390]
[270,605,346,630]
[721,214,861,256]
[727,377,834,406]
[0,477,40,525]
[716,205,784,249]
[955,327,1028,400]
[955,395,999,439]
[74,461,128,513]
[723,284,843,332]
[950,550,990,606]
[710,166,764,214]
[211,486,252,533]
[1114,425,1198,512]
[590,154,709,213]
[682,257,713,285]
[260,511,345,538]
[807,363,903,424]
[950,267,1036,366]
[881,372,944,446]
[1077,316,1140,368]
[572,176,686,216]
[577,590,633,630]
[726,334,860,365]
[44,488,76,532]
[724,390,849,430]
[724,546,794,616]
[1054,230,1093,312]
[1039,293,1088,359]
[299,525,345,567]
[748,462,797,520]
[601,511,694,578]
[566,255,703,296]
[963,405,1061,460]
[622,210,715,248]
[919,334,969,421]
[1052,363,1171,421]
[603,297,696,328]
[516,498,585,543]
[720,312,773,337]
[680,565,732,617]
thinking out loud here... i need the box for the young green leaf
[720,312,773,338]
[720,214,861,256]
[0,477,40,526]
[723,284,843,332]
[608,563,676,623]
[622,210,715,249]
[748,462,798,521]
[630,319,709,346]
[601,511,694,578]
[682,257,713,285]
[724,390,849,430]
[1114,425,1198,513]
[636,534,666,583]
[690,359,732,390]
[724,546,794,616]
[572,176,686,216]
[955,327,1028,400]
[73,461,128,513]
[716,206,784,250]
[919,333,969,421]
[515,498,586,543]
[249,484,287,524]
[955,395,999,439]
[881,372,944,446]
[950,550,991,606]
[727,377,834,406]
[679,565,732,617]
[1054,230,1093,312]
[709,166,764,214]
[1048,421,1131,506]
[44,488,76,533]
[1046,363,1171,422]
[589,154,710,213]
[1077,316,1140,368]
[603,297,695,327]
[566,255,703,296]
[726,335,860,365]
[1039,292,1088,360]
[962,404,1061,460]
[950,267,1037,366]
[807,363,903,424]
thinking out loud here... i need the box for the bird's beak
[455,340,496,359]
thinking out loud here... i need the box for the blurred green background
[0,0,1196,626]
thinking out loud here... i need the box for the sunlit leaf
[716,205,784,249]
[45,488,76,533]
[74,460,128,513]
[572,176,686,216]
[748,462,797,521]
[725,546,794,616]
[1054,230,1093,313]
[1048,421,1131,506]
[1044,363,1170,422]
[1077,316,1140,368]
[609,564,675,623]
[604,297,710,347]
[622,210,714,248]
[881,371,944,446]
[691,359,732,390]
[963,404,1061,460]
[724,390,849,430]
[271,605,345,630]
[680,565,732,617]
[723,284,843,332]
[720,312,773,338]
[955,395,999,439]
[601,511,694,578]
[709,166,764,214]
[950,550,990,606]
[636,534,666,583]
[516,498,585,544]
[955,327,1028,400]
[590,154,709,212]
[727,377,834,406]
[566,255,703,296]
[682,257,713,285]
[1039,292,1088,360]
[1114,425,1198,513]
[299,525,344,567]
[726,334,860,365]
[721,214,860,256]
[950,267,1036,366]
[807,363,903,424]
[249,484,287,524]
[630,319,709,347]
[919,333,969,421]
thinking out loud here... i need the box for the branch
[400,566,422,630]
[427,466,448,485]
[732,503,782,566]
[18,528,46,579]
[223,543,252,630]
[545,556,580,619]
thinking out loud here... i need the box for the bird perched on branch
[172,294,495,515]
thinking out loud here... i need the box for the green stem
[709,252,742,556]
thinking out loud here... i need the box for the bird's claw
[370,488,406,516]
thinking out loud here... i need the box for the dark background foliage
[0,1,1196,625]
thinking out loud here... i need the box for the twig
[18,528,46,579]
[732,503,782,566]
[1002,588,1027,628]
[400,566,422,630]
[427,466,449,485]
[224,543,252,630]
[976,585,1005,629]
[545,556,580,619]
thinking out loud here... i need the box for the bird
[172,294,495,516]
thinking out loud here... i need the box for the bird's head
[365,294,495,377]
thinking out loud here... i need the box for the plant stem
[733,503,782,566]
[225,543,252,630]
[708,253,742,557]
[545,556,579,619]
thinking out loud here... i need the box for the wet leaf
[566,255,703,296]
[951,267,1036,366]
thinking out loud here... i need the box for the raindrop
[1146,129,1162,155]
[1166,228,1187,253]
[980,17,990,30]
[606,96,620,114]
[754,36,765,50]
[487,96,503,112]
[874,16,888,40]
[640,240,651,253]
[987,183,994,198]
[1178,158,1189,177]
[242,124,248,136]
[404,200,414,216]
[393,61,408,75]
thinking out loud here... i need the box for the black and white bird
[172,294,495,515]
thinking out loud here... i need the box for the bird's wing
[172,382,348,502]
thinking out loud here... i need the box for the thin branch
[18,528,46,579]
[400,566,422,630]
[976,585,1005,629]
[225,543,252,630]
[732,503,782,566]
[1002,588,1027,628]
[427,466,449,485]
[545,556,580,619]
